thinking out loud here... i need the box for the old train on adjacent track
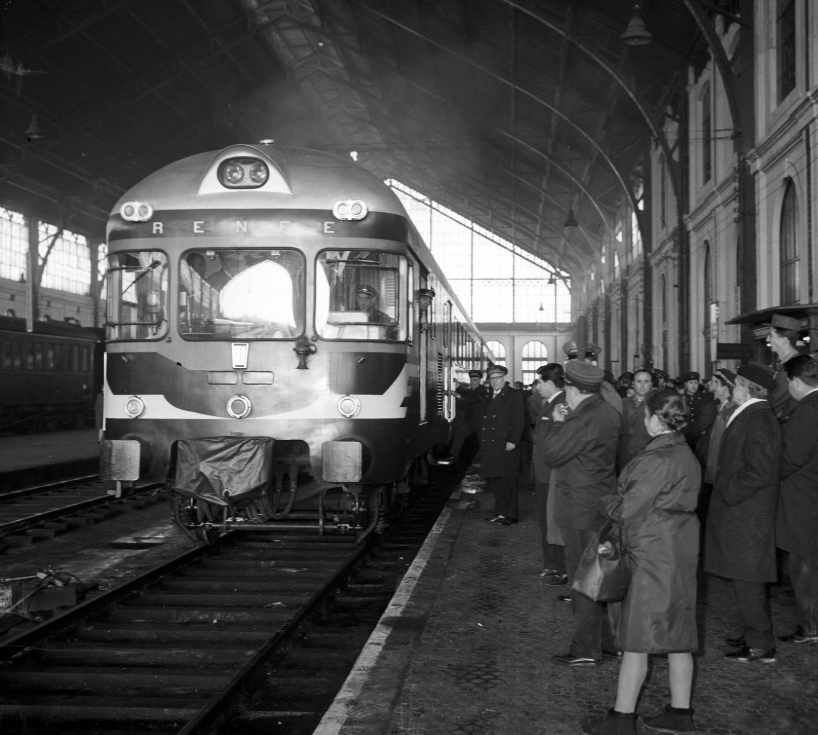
[0,315,103,434]
[101,142,490,540]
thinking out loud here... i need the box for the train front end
[101,143,425,539]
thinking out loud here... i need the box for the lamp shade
[563,208,578,228]
[25,113,46,142]
[620,5,653,46]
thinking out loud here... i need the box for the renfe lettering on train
[149,220,336,235]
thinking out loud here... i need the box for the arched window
[486,340,506,370]
[661,274,668,371]
[702,85,712,184]
[703,243,712,370]
[521,341,548,386]
[780,179,799,304]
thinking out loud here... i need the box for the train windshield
[316,251,406,341]
[179,249,305,340]
[105,251,169,341]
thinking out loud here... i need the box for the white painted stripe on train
[104,363,412,421]
[312,487,462,735]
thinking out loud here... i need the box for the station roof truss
[0,0,729,277]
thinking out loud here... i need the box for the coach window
[315,251,406,341]
[105,251,169,341]
[179,249,305,340]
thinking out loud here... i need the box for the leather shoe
[554,652,601,666]
[485,515,505,523]
[779,625,818,644]
[543,572,569,586]
[557,593,572,603]
[724,635,746,648]
[496,517,517,525]
[724,646,776,663]
[438,454,458,465]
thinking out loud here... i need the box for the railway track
[0,478,163,552]
[0,461,468,734]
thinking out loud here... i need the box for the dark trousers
[561,526,615,660]
[732,579,774,649]
[487,476,518,520]
[534,479,565,573]
[450,420,475,457]
[788,553,818,634]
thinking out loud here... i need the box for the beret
[764,313,801,332]
[487,365,508,377]
[737,362,777,392]
[564,360,605,391]
[682,371,700,381]
[357,285,378,297]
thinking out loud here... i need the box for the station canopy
[1,0,711,278]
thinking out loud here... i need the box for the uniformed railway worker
[479,365,526,526]
[765,313,802,423]
[355,284,392,325]
[442,370,488,464]
[682,371,716,453]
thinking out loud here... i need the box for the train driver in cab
[207,251,243,290]
[356,285,392,324]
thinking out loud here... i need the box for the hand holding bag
[571,517,631,602]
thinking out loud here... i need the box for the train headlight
[227,395,252,419]
[332,200,368,221]
[125,396,146,418]
[337,395,361,418]
[217,158,269,189]
[120,201,153,222]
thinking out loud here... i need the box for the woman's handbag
[571,518,631,602]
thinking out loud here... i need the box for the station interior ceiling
[1,0,719,278]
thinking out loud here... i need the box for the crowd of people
[446,314,818,735]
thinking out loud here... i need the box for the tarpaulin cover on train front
[173,436,273,506]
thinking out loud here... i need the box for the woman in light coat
[582,390,700,735]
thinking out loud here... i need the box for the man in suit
[776,354,818,645]
[531,363,567,584]
[618,368,654,471]
[479,365,526,526]
[704,363,782,664]
[543,360,622,665]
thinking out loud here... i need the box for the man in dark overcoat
[479,365,525,525]
[442,370,487,464]
[531,363,566,583]
[543,360,622,665]
[776,354,818,644]
[682,371,716,453]
[617,368,653,472]
[704,363,782,663]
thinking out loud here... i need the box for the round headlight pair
[218,158,269,189]
[120,202,153,222]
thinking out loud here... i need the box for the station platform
[0,430,99,489]
[316,467,816,735]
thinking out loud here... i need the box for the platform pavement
[0,429,99,475]
[316,467,817,735]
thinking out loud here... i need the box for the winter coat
[542,393,621,530]
[618,393,652,471]
[704,401,782,583]
[531,391,565,484]
[776,389,818,557]
[477,383,526,478]
[604,432,701,653]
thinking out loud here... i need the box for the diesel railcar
[0,316,103,434]
[101,142,490,540]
